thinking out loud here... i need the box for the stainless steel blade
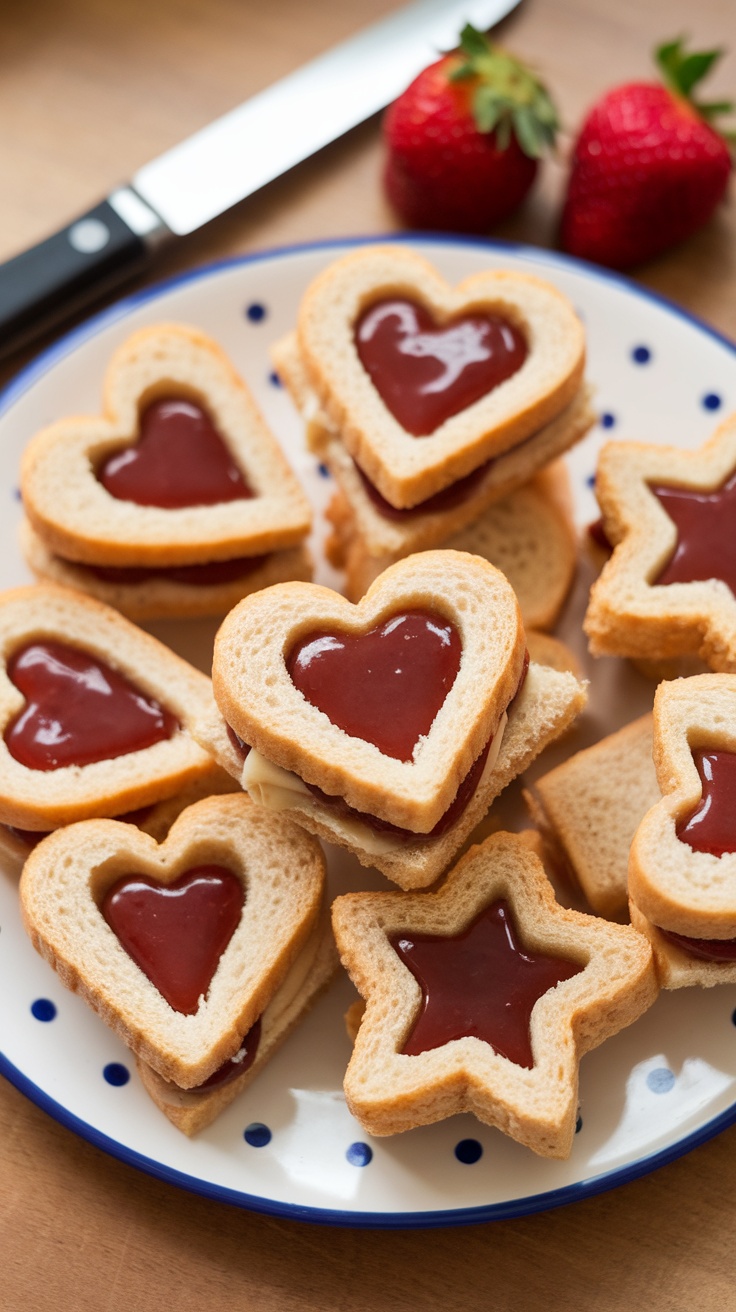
[133,0,520,236]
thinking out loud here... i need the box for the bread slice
[326,463,578,621]
[286,246,586,508]
[20,517,312,621]
[209,551,527,833]
[20,323,312,567]
[629,674,736,938]
[20,794,327,1088]
[136,905,338,1134]
[585,413,736,671]
[195,658,587,889]
[524,715,658,919]
[525,630,583,679]
[0,584,217,830]
[629,902,736,989]
[331,830,657,1156]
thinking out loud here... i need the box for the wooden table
[1,2,734,1308]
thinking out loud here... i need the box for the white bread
[525,630,583,679]
[195,658,587,889]
[20,323,312,567]
[629,901,736,989]
[0,584,216,829]
[136,906,338,1134]
[20,518,312,621]
[331,831,657,1156]
[209,551,527,833]
[20,794,327,1088]
[629,675,736,938]
[524,715,658,919]
[287,246,586,507]
[585,413,736,671]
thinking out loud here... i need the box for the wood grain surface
[1,1,735,1308]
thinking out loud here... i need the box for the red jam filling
[83,554,268,587]
[390,899,583,1067]
[651,471,736,592]
[101,865,244,1015]
[587,518,612,553]
[354,458,492,520]
[676,749,736,857]
[191,1017,262,1090]
[4,641,178,771]
[287,610,462,762]
[98,397,253,509]
[354,299,528,437]
[657,926,736,963]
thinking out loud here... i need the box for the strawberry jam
[98,397,253,508]
[676,748,736,857]
[355,459,491,519]
[101,865,244,1014]
[651,471,736,592]
[355,299,527,436]
[657,926,736,963]
[287,610,462,761]
[193,1018,262,1089]
[5,641,178,770]
[85,554,267,586]
[391,899,582,1067]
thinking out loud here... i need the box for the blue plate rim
[1,232,735,1229]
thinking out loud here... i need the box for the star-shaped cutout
[332,832,657,1158]
[584,412,736,671]
[628,673,736,992]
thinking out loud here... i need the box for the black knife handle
[0,199,154,360]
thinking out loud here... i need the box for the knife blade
[0,0,519,360]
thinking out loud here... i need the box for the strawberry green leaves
[449,24,559,159]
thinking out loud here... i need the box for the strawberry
[561,39,733,269]
[383,24,558,233]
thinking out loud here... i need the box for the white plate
[1,236,735,1227]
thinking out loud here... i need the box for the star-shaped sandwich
[584,412,736,671]
[331,832,657,1159]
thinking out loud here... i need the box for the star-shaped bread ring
[585,412,736,671]
[331,831,657,1158]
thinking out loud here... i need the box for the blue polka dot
[245,303,266,323]
[31,998,56,1022]
[14,487,22,502]
[575,1113,583,1134]
[600,412,616,429]
[317,463,331,479]
[346,1141,373,1167]
[632,345,652,365]
[586,472,596,489]
[269,370,282,387]
[646,1067,675,1094]
[103,1062,130,1087]
[244,1122,271,1148]
[454,1138,483,1164]
[703,393,722,412]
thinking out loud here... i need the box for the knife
[0,0,519,360]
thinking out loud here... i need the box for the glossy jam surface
[658,925,736,962]
[391,899,582,1067]
[101,865,244,1015]
[354,299,528,436]
[5,641,178,771]
[194,1018,262,1089]
[287,610,462,761]
[86,554,267,587]
[676,749,736,857]
[355,459,491,520]
[651,471,736,592]
[98,398,252,508]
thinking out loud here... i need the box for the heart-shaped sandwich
[19,324,312,616]
[0,584,215,831]
[194,551,587,888]
[629,674,736,988]
[20,795,334,1131]
[277,245,586,510]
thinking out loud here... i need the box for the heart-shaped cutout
[297,247,585,508]
[355,299,527,437]
[5,639,178,771]
[20,325,311,566]
[98,398,253,509]
[102,864,244,1014]
[288,610,462,761]
[212,551,525,831]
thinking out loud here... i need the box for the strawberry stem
[655,37,734,128]
[448,24,558,158]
